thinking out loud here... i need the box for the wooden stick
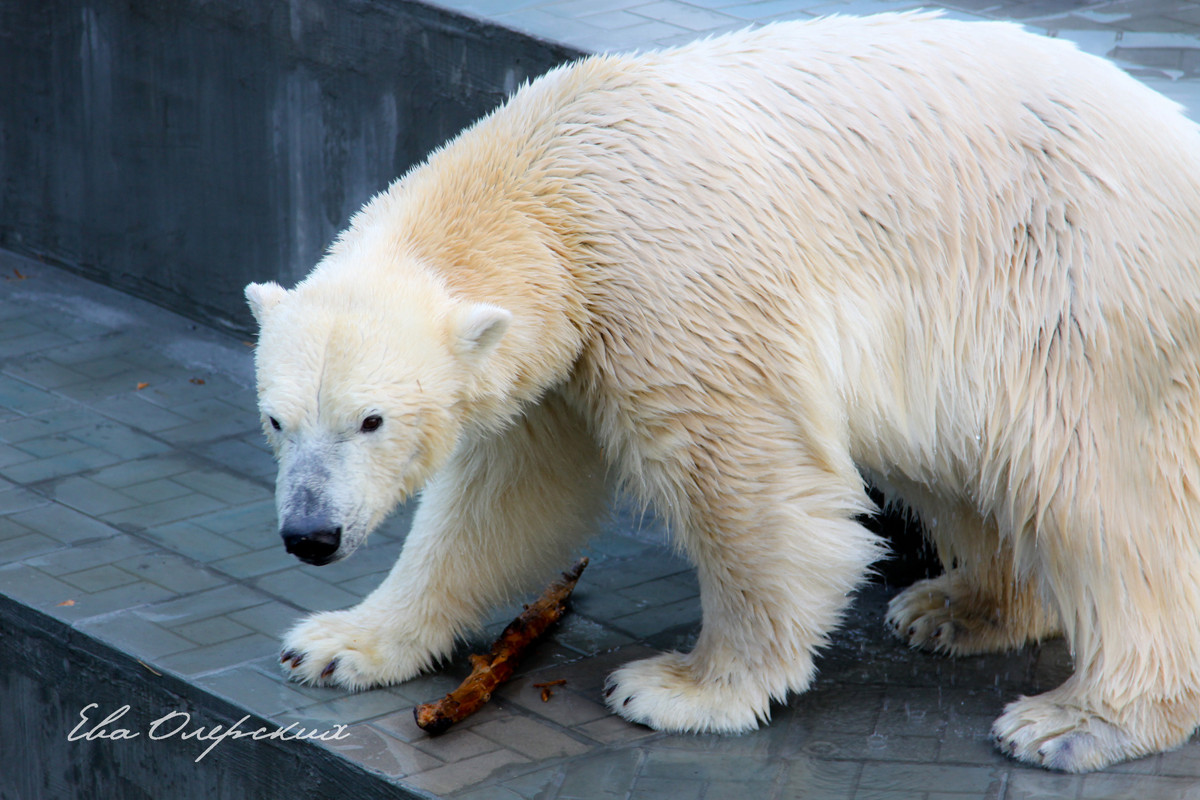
[413,557,589,735]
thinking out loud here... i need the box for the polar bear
[245,12,1200,771]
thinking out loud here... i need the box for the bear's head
[245,270,511,566]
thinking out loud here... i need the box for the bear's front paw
[279,609,447,691]
[603,651,768,734]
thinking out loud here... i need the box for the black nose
[280,517,342,566]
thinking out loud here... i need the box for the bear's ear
[244,282,288,326]
[452,302,512,358]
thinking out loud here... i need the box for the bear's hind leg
[991,576,1200,772]
[280,392,605,690]
[886,502,1060,655]
[989,458,1200,770]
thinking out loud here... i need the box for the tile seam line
[23,517,294,618]
[2,363,275,496]
[36,575,291,630]
[178,649,303,683]
[14,425,276,530]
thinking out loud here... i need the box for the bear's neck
[381,135,596,428]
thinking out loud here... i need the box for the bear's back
[507,14,1200,498]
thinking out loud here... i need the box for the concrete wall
[0,594,419,800]
[0,0,580,334]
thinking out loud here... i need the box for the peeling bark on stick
[413,557,589,735]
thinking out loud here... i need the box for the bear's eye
[268,417,281,431]
[360,415,383,433]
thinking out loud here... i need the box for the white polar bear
[245,12,1200,772]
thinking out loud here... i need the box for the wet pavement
[4,1,1200,797]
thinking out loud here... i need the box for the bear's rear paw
[279,609,447,691]
[991,692,1138,772]
[991,684,1200,772]
[604,651,769,733]
[887,574,1029,655]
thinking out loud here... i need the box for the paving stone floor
[5,1,1200,798]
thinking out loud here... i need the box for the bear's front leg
[604,440,882,732]
[280,394,604,690]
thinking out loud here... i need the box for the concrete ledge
[0,592,427,800]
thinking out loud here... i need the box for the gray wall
[0,0,580,334]
[0,594,420,800]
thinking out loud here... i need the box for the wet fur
[247,12,1200,771]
